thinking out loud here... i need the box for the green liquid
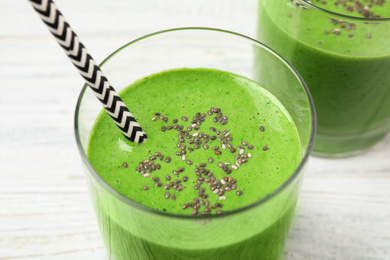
[310,0,390,18]
[257,0,390,155]
[87,68,302,259]
[94,201,296,260]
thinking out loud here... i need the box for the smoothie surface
[308,0,390,18]
[266,0,390,56]
[87,68,302,216]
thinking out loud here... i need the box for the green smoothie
[87,68,302,259]
[257,0,390,155]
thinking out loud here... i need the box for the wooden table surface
[1,1,389,259]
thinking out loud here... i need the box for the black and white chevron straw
[28,0,147,143]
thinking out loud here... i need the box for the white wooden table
[1,1,389,259]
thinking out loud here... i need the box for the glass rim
[74,27,317,219]
[297,0,390,20]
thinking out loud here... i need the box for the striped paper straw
[28,0,147,143]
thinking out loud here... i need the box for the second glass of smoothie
[257,0,390,157]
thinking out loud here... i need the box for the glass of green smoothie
[257,0,390,157]
[75,28,315,260]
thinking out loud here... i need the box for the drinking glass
[75,27,315,260]
[257,0,390,157]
